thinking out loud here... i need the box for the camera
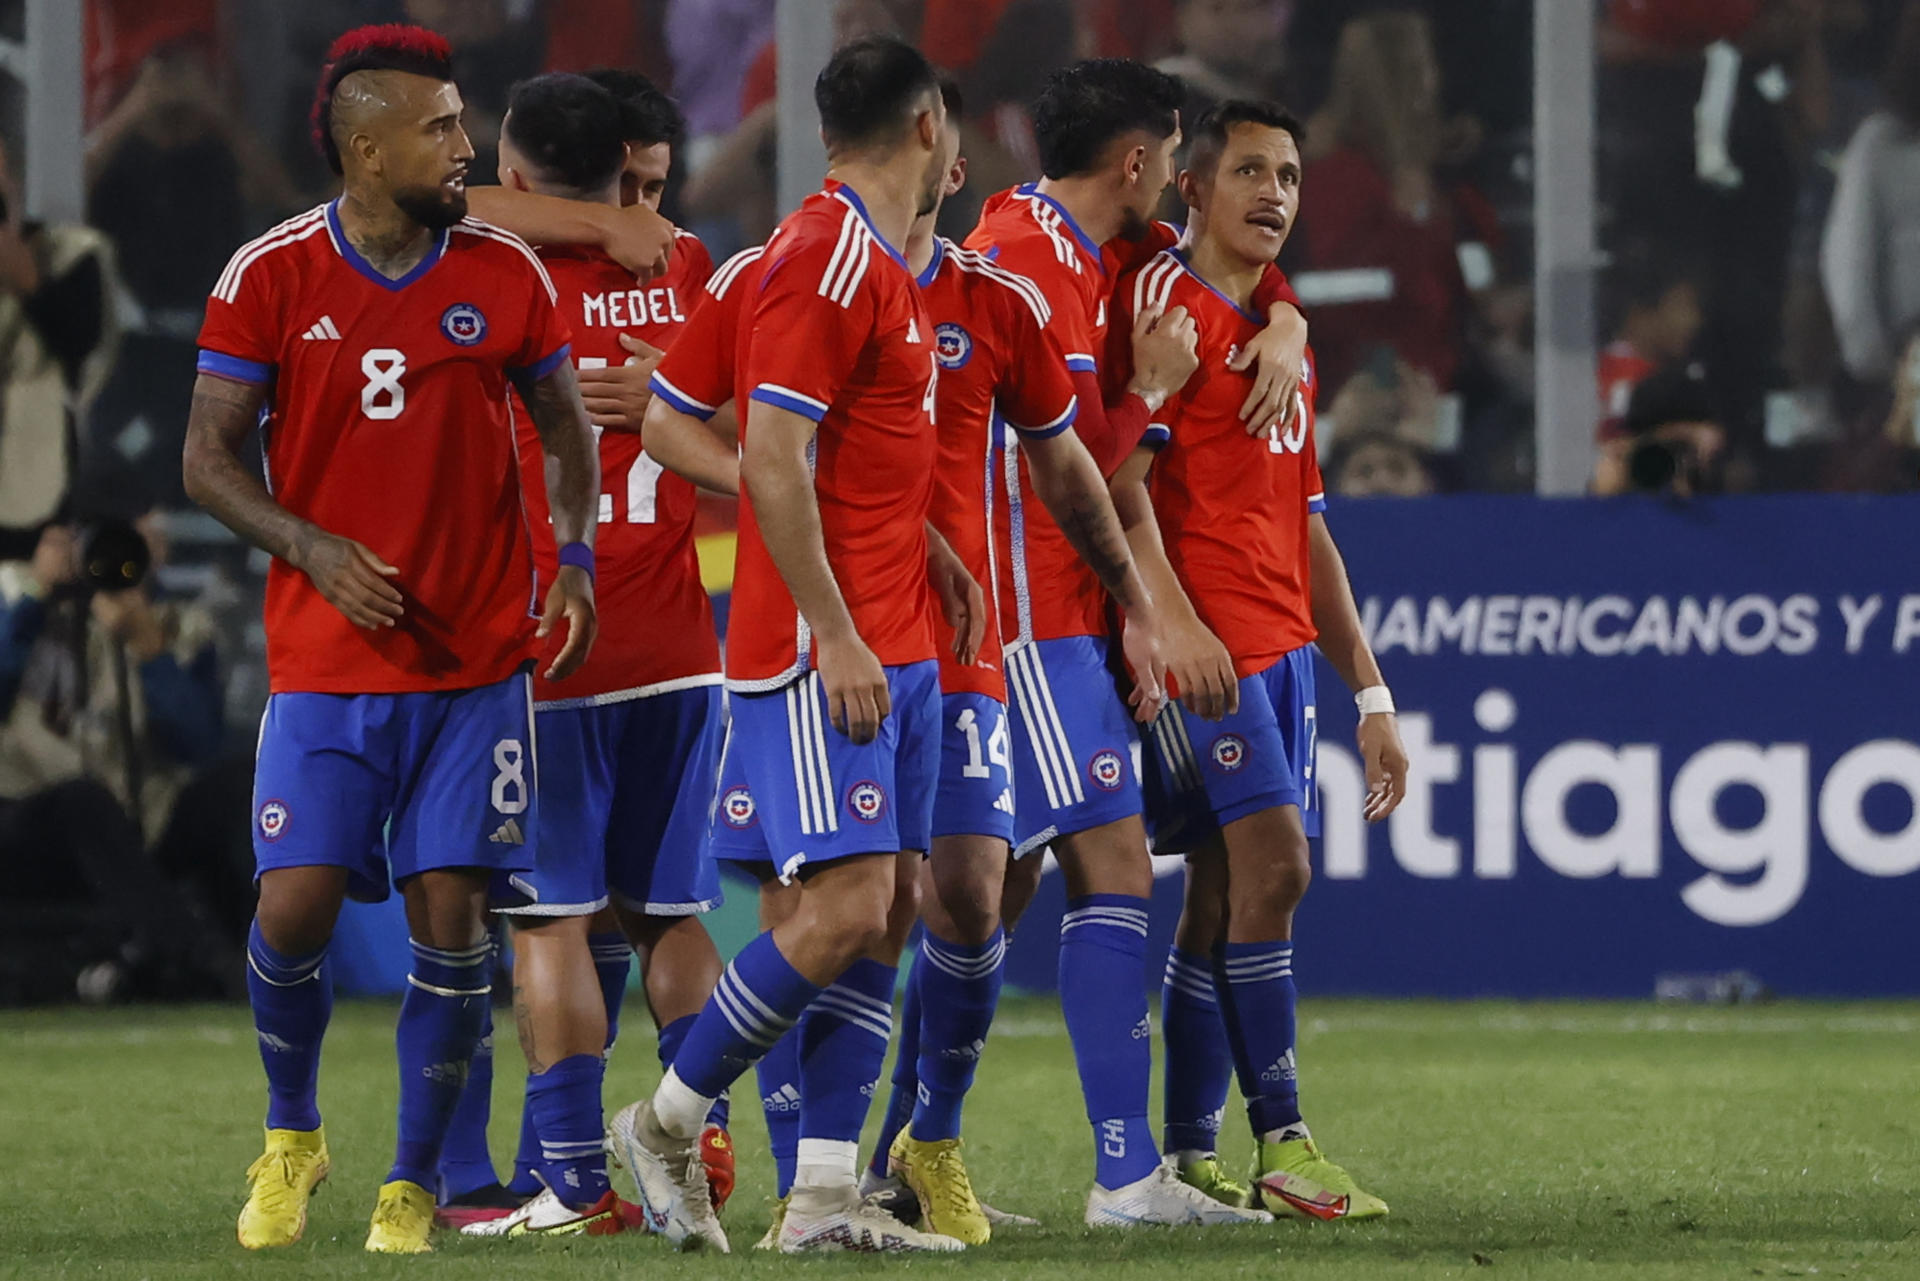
[75,519,151,593]
[1623,365,1722,496]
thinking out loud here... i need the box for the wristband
[557,541,596,582]
[1355,685,1395,717]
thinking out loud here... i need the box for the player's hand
[1358,712,1409,822]
[538,564,597,680]
[927,536,986,667]
[815,630,890,745]
[1229,305,1306,435]
[578,333,664,432]
[1128,301,1200,406]
[1119,605,1170,724]
[295,533,404,630]
[1161,611,1239,722]
[603,203,675,282]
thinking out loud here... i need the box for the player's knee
[254,867,347,955]
[1253,836,1312,914]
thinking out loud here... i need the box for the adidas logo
[761,1084,801,1113]
[257,1031,295,1053]
[1260,1049,1298,1083]
[489,818,525,845]
[906,317,921,343]
[300,315,342,341]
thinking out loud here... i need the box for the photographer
[1592,364,1727,497]
[0,516,237,1001]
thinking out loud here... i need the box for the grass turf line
[0,998,1913,1279]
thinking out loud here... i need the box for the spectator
[404,0,547,181]
[1598,247,1706,441]
[1593,363,1727,496]
[666,0,776,171]
[1155,0,1295,125]
[0,140,116,562]
[1820,0,1920,388]
[1291,8,1501,396]
[0,517,240,999]
[1327,431,1438,498]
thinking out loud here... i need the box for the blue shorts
[932,692,1015,844]
[493,684,725,918]
[1003,635,1144,858]
[1141,647,1320,854]
[252,669,537,903]
[708,662,940,878]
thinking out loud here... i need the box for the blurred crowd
[0,0,1916,996]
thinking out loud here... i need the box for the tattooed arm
[518,361,600,679]
[182,373,405,629]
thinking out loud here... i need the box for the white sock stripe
[920,936,1007,973]
[405,974,492,998]
[719,967,794,1040]
[1222,965,1293,982]
[920,947,1006,980]
[409,938,494,962]
[246,952,326,987]
[541,1139,606,1155]
[1062,910,1151,930]
[1064,905,1150,926]
[1061,914,1150,938]
[1222,954,1294,971]
[818,982,895,1021]
[711,981,780,1048]
[810,994,893,1042]
[1165,977,1218,1004]
[1163,952,1212,977]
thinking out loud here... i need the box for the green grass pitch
[1,997,1913,1279]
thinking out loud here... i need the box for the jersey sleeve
[196,251,282,385]
[677,233,716,300]
[649,288,736,422]
[741,236,876,423]
[992,287,1078,439]
[1303,348,1327,512]
[990,238,1098,377]
[507,251,574,383]
[1252,263,1303,315]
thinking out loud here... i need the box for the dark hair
[311,24,455,176]
[1186,99,1306,177]
[1031,58,1184,180]
[503,74,627,194]
[583,67,685,149]
[1603,240,1702,333]
[814,34,940,152]
[939,75,964,122]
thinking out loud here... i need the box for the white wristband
[1355,686,1396,717]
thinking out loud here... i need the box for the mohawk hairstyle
[311,24,456,176]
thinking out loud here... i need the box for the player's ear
[1122,142,1148,187]
[946,154,967,197]
[1177,167,1202,210]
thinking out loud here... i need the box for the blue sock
[526,1053,610,1208]
[670,932,818,1100]
[507,1089,543,1197]
[658,1012,731,1132]
[1215,941,1301,1137]
[1059,895,1158,1189]
[437,1001,499,1200]
[1161,947,1232,1157]
[868,959,922,1175]
[798,958,896,1148]
[756,1029,802,1196]
[246,919,330,1132]
[911,928,1004,1142]
[588,931,631,1050]
[388,936,493,1190]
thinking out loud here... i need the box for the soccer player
[608,36,974,1254]
[434,69,739,1234]
[419,71,727,1241]
[182,25,598,1254]
[1108,99,1410,1221]
[861,80,1177,1245]
[962,57,1300,1226]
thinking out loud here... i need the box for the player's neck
[337,188,437,280]
[825,163,915,257]
[905,214,938,276]
[1181,228,1264,312]
[1031,176,1123,247]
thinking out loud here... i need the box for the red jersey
[197,202,571,695]
[1597,340,1656,442]
[648,243,765,420]
[918,236,1080,701]
[724,181,940,691]
[1115,249,1326,677]
[965,185,1113,646]
[516,231,719,705]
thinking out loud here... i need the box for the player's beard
[392,183,469,230]
[915,152,945,218]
